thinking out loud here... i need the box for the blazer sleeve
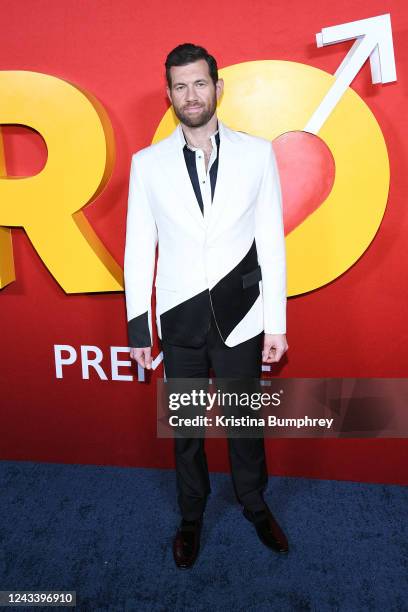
[124,153,158,348]
[255,143,287,334]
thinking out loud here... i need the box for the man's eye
[175,85,185,91]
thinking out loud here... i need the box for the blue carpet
[0,460,407,611]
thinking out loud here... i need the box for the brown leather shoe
[173,517,203,569]
[243,506,289,553]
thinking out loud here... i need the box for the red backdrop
[1,0,407,484]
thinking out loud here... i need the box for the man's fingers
[144,349,152,369]
[263,349,279,363]
[262,348,272,362]
[130,347,152,369]
[272,347,285,362]
[262,342,288,363]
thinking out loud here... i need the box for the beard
[173,94,217,128]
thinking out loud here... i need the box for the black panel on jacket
[209,240,261,340]
[128,312,151,348]
[242,264,262,289]
[159,289,212,348]
[159,241,261,347]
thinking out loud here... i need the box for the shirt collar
[179,120,220,151]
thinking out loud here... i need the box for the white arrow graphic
[304,13,397,135]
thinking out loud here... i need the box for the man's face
[167,59,223,128]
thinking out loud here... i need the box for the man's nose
[185,84,198,101]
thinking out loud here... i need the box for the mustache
[183,103,204,109]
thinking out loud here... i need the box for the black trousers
[161,310,268,521]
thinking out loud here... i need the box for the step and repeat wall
[1,0,407,484]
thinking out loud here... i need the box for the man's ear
[215,78,224,102]
[166,86,172,105]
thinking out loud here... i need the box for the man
[124,43,288,569]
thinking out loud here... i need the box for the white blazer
[124,119,286,348]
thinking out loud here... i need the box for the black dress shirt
[181,127,220,215]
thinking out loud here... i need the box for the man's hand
[262,334,288,363]
[130,347,152,369]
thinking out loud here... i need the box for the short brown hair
[165,43,218,87]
